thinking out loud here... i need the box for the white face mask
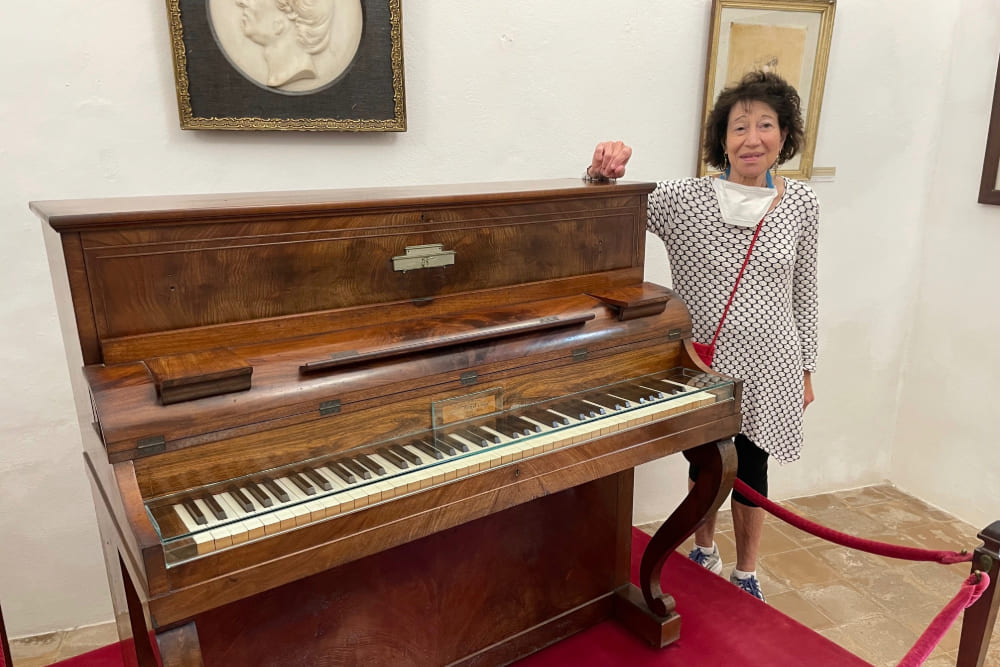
[711,177,777,228]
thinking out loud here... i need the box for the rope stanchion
[896,572,991,667]
[732,479,972,564]
[729,479,986,666]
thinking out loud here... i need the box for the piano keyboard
[147,371,731,565]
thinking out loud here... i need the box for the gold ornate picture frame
[979,53,1000,205]
[699,0,836,179]
[165,0,406,131]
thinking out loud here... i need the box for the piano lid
[86,290,692,461]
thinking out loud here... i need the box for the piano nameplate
[433,387,503,426]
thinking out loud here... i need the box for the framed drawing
[165,0,406,131]
[979,53,1000,205]
[699,0,836,179]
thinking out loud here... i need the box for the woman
[587,70,819,602]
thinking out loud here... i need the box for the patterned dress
[647,177,819,463]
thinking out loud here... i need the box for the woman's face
[724,100,788,185]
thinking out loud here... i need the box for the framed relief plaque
[165,0,406,131]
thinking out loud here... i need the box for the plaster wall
[0,0,991,636]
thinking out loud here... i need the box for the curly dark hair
[702,70,805,170]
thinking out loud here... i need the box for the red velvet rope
[896,572,990,667]
[732,479,973,564]
[729,479,986,666]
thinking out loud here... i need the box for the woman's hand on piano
[587,141,632,181]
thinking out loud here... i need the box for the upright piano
[35,180,740,666]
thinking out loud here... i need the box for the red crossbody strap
[709,217,765,348]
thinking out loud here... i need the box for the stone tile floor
[8,483,999,666]
[638,483,1000,667]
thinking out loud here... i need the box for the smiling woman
[585,70,820,604]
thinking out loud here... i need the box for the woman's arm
[793,186,820,409]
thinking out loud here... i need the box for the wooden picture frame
[979,53,1000,205]
[165,0,406,131]
[699,0,836,180]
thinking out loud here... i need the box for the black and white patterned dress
[647,177,819,463]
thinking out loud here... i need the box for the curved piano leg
[615,438,737,647]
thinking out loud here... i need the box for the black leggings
[688,434,769,508]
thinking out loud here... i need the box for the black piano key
[377,447,408,470]
[428,438,457,456]
[325,461,357,484]
[203,495,228,521]
[625,382,665,401]
[481,418,517,439]
[492,416,534,439]
[441,433,469,452]
[655,380,689,395]
[355,453,387,476]
[227,486,255,512]
[261,477,291,503]
[595,391,630,409]
[579,396,609,414]
[519,406,566,428]
[511,415,543,433]
[341,458,372,480]
[549,400,594,421]
[287,472,317,496]
[454,428,490,448]
[302,468,333,491]
[244,483,274,508]
[182,498,207,525]
[616,383,658,402]
[391,444,422,466]
[411,439,444,460]
[602,384,641,404]
[465,425,502,444]
[509,416,536,435]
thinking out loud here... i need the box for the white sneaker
[687,544,723,575]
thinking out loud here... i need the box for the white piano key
[218,493,266,542]
[212,494,250,545]
[173,503,216,555]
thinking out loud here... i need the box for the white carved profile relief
[209,0,363,94]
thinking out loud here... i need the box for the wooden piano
[35,180,740,666]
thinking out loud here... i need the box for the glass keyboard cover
[145,368,734,566]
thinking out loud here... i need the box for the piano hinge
[137,435,166,455]
[573,348,588,361]
[319,399,341,416]
[668,328,682,340]
[460,371,478,386]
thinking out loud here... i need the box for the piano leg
[614,438,737,647]
[155,623,205,667]
[119,555,160,667]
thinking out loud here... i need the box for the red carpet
[514,528,871,666]
[54,529,870,666]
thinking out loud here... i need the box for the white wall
[1,0,995,637]
[892,0,1000,529]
